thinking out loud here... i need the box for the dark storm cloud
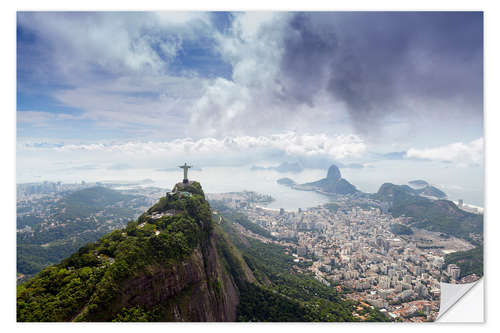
[279,13,338,106]
[278,12,483,134]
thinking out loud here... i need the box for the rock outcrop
[298,165,358,195]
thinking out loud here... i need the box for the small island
[277,177,296,187]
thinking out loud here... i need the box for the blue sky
[16,11,484,186]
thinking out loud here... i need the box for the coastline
[452,201,484,214]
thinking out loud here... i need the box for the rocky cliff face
[95,233,240,321]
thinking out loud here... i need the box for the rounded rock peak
[326,165,341,181]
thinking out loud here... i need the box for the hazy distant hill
[276,177,296,186]
[251,161,304,173]
[17,187,152,278]
[374,183,482,240]
[408,180,429,188]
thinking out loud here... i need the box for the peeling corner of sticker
[436,278,483,322]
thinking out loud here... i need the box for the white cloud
[153,12,210,27]
[17,12,483,146]
[187,12,351,137]
[18,12,212,76]
[54,132,365,157]
[18,12,217,138]
[17,12,353,139]
[19,132,366,169]
[188,13,287,136]
[405,138,483,166]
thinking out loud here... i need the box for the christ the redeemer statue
[179,163,192,184]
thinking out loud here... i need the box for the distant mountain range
[277,164,447,199]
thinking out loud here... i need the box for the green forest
[445,246,483,277]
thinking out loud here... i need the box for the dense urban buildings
[209,192,478,322]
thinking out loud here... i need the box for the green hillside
[17,186,150,278]
[375,183,483,240]
[209,200,275,239]
[390,223,413,235]
[445,246,483,277]
[17,182,217,321]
